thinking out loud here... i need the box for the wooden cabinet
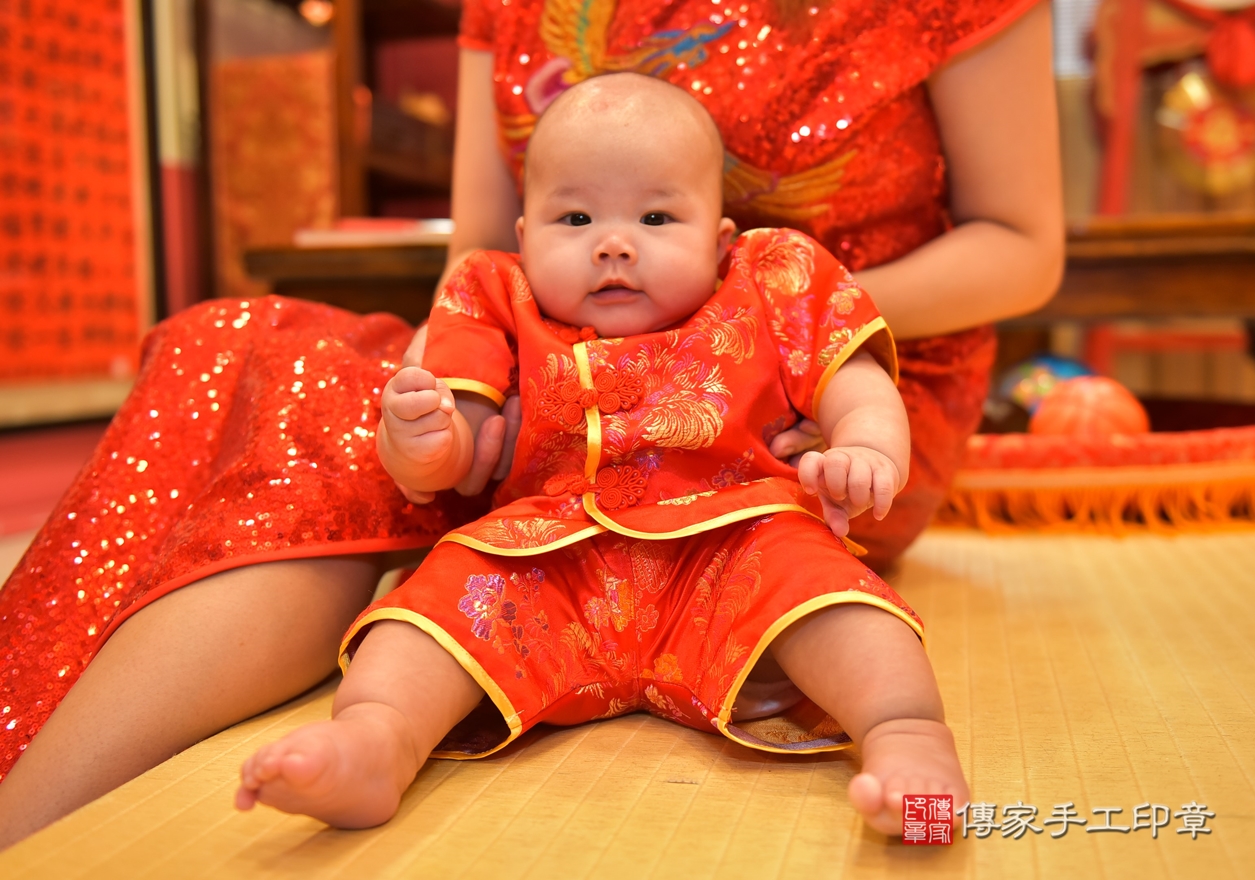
[331,0,459,217]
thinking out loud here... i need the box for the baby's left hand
[798,447,902,537]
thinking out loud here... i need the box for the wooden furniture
[244,212,1255,328]
[242,242,446,324]
[1014,212,1255,324]
[332,0,459,217]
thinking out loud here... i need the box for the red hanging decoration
[1206,16,1255,88]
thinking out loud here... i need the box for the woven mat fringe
[937,475,1255,534]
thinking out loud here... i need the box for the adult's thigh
[0,555,381,848]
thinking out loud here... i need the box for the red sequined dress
[0,0,1033,777]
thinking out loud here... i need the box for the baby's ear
[715,217,737,262]
[514,216,526,256]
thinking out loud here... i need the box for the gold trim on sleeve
[713,592,925,754]
[442,378,507,408]
[339,607,523,760]
[436,525,609,556]
[810,317,898,416]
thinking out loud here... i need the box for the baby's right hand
[380,366,458,466]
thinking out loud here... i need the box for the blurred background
[2,0,1254,565]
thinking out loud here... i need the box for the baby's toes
[277,746,327,788]
[239,749,270,789]
[849,773,899,836]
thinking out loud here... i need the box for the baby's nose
[594,234,637,264]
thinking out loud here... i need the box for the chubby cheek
[648,246,719,314]
[525,247,590,323]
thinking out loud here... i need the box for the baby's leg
[235,620,483,828]
[769,604,967,835]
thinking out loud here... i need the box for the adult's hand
[769,418,826,466]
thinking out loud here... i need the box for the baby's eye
[641,212,671,226]
[561,212,592,226]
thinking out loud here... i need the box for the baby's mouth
[589,281,642,301]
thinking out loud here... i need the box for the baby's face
[516,80,736,338]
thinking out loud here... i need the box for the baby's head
[516,73,736,337]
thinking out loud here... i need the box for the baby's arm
[797,352,910,537]
[377,366,503,496]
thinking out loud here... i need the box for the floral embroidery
[598,342,731,455]
[827,278,862,316]
[817,326,857,368]
[743,228,816,300]
[584,568,634,632]
[637,603,659,633]
[691,303,759,364]
[594,697,635,720]
[644,684,688,722]
[508,264,532,303]
[627,540,673,594]
[691,542,763,701]
[656,489,719,506]
[459,573,515,641]
[705,448,754,489]
[652,653,684,683]
[434,265,487,319]
[461,518,569,549]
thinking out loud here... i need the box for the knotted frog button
[593,464,646,510]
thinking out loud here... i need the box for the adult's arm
[854,0,1065,339]
[441,48,523,289]
[401,48,519,367]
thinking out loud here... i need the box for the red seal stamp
[903,794,953,845]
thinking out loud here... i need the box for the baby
[236,72,968,836]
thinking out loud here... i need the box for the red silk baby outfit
[343,230,922,756]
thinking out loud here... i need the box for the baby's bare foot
[847,718,968,836]
[234,702,422,828]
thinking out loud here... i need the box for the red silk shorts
[342,513,923,758]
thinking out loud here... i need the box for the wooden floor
[3,529,1252,879]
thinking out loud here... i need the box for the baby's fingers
[385,371,454,422]
[822,450,852,503]
[797,450,825,496]
[845,456,873,511]
[870,460,899,520]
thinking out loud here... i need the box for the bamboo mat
[3,529,1253,879]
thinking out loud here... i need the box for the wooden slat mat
[4,530,1252,879]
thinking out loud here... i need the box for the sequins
[0,297,457,779]
[471,0,1007,270]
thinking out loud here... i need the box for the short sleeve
[422,252,520,407]
[457,0,495,51]
[737,228,897,421]
[932,0,1042,60]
